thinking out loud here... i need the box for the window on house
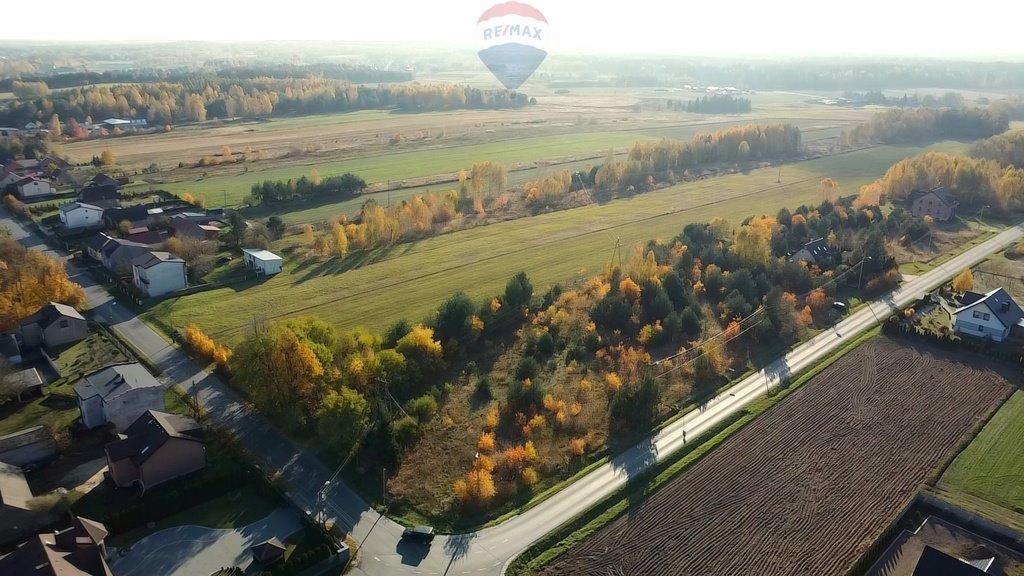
[973,311,982,319]
[978,324,984,332]
[984,313,991,321]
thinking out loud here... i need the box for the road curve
[3,206,1020,576]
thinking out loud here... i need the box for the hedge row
[259,517,336,576]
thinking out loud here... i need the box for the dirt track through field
[541,340,1015,576]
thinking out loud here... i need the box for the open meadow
[540,339,1014,576]
[939,391,1024,517]
[144,140,966,343]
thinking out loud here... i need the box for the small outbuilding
[5,368,44,402]
[242,248,283,276]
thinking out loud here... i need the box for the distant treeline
[842,107,1009,146]
[842,91,966,108]
[0,64,412,91]
[666,94,752,114]
[250,173,368,203]
[0,78,531,126]
[969,130,1024,168]
[591,124,801,191]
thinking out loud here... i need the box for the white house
[74,363,165,432]
[242,248,283,276]
[952,288,1024,343]
[59,202,105,229]
[132,251,187,298]
[15,176,53,199]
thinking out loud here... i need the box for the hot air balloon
[476,2,548,90]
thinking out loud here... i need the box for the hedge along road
[341,225,1024,576]
[145,141,966,344]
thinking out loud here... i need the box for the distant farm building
[912,187,957,221]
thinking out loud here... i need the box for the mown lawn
[144,141,967,343]
[941,391,1024,515]
[152,131,655,207]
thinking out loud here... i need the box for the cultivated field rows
[542,340,1015,576]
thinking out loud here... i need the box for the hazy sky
[4,0,1023,60]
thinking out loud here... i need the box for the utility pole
[857,256,873,290]
[382,468,388,512]
[610,237,622,270]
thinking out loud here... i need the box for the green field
[941,391,1024,515]
[151,131,657,208]
[145,141,966,343]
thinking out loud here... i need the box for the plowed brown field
[541,340,1016,576]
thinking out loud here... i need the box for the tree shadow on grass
[289,245,405,285]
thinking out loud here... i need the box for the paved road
[4,208,1021,576]
[111,508,302,576]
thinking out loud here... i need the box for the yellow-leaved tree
[951,268,975,293]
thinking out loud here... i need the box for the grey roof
[60,201,104,214]
[10,367,43,392]
[79,183,120,203]
[101,237,149,258]
[0,426,50,453]
[105,410,203,467]
[929,186,957,207]
[913,546,989,575]
[74,363,161,401]
[85,233,116,254]
[251,537,287,563]
[19,302,86,329]
[131,251,184,269]
[961,291,986,307]
[802,238,830,259]
[954,288,1024,329]
[242,248,283,262]
[0,517,111,576]
[0,460,33,510]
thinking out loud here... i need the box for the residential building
[0,516,111,575]
[15,176,53,199]
[171,213,222,241]
[791,238,833,266]
[913,546,991,575]
[85,232,116,262]
[251,537,287,565]
[0,461,50,544]
[74,363,165,432]
[19,302,88,350]
[243,248,284,276]
[101,238,151,275]
[105,410,206,491]
[952,288,1024,343]
[59,202,105,229]
[78,183,121,207]
[912,186,958,221]
[123,226,167,246]
[132,251,187,298]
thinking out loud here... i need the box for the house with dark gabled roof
[912,186,958,221]
[85,232,116,262]
[60,202,105,229]
[913,545,992,575]
[105,410,206,491]
[0,515,111,575]
[78,182,121,208]
[790,238,833,266]
[18,302,88,350]
[100,238,151,275]
[74,363,165,432]
[953,288,1024,343]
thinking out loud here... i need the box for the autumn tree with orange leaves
[0,238,85,331]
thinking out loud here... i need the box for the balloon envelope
[477,2,548,90]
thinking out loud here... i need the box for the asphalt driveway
[111,507,303,576]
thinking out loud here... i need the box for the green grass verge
[505,327,881,575]
[939,391,1024,515]
[146,142,964,344]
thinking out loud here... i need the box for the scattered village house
[123,226,167,246]
[105,410,206,491]
[0,461,50,544]
[101,237,152,275]
[251,537,288,566]
[78,181,121,209]
[243,248,284,276]
[14,175,53,199]
[0,515,110,575]
[18,302,88,350]
[912,186,958,221]
[132,251,187,298]
[952,288,1024,343]
[59,202,105,229]
[74,363,165,432]
[913,545,993,575]
[170,213,222,241]
[790,237,833,266]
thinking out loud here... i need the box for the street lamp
[857,256,874,291]
[318,480,331,526]
[979,205,991,227]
